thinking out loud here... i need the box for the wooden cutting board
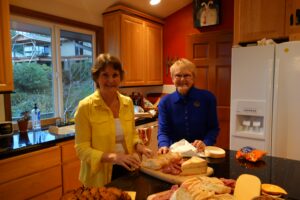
[140,167,213,184]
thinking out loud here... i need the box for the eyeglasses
[174,74,192,80]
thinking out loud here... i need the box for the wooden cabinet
[186,31,233,149]
[0,0,14,92]
[234,0,286,44]
[286,0,300,39]
[103,5,163,86]
[60,140,81,194]
[0,146,62,200]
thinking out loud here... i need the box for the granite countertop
[0,117,157,160]
[107,150,300,200]
[0,129,74,159]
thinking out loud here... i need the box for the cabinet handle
[296,9,300,25]
[290,14,294,26]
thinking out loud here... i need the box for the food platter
[140,166,213,185]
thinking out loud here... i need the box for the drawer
[30,187,62,200]
[0,146,61,184]
[0,165,62,200]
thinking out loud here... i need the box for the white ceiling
[9,0,192,26]
[55,0,193,18]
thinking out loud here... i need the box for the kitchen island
[107,150,300,200]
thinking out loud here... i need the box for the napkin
[169,139,198,157]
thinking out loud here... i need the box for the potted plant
[17,111,30,133]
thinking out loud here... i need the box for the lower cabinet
[0,146,62,200]
[0,142,82,199]
[60,140,82,194]
[30,187,62,200]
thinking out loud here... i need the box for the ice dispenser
[233,100,266,139]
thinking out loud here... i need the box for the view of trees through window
[10,19,94,121]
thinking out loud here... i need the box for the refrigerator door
[230,45,275,152]
[272,41,300,160]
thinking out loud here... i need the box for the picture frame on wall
[193,0,220,28]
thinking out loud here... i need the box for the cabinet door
[145,22,163,85]
[121,14,146,86]
[0,0,14,92]
[286,0,300,35]
[234,0,286,44]
[103,13,121,58]
[62,159,81,193]
[60,140,82,193]
[186,31,233,149]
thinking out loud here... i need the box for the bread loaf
[141,152,182,170]
[170,177,233,200]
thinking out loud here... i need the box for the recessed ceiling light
[150,0,161,6]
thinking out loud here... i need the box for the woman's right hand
[112,153,141,171]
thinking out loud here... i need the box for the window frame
[5,5,103,125]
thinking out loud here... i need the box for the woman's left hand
[192,140,206,152]
[136,143,153,158]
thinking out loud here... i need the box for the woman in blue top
[158,58,220,154]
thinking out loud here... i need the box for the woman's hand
[103,153,141,171]
[136,143,153,158]
[192,140,206,152]
[158,146,169,154]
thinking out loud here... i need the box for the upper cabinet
[0,0,14,92]
[103,5,163,86]
[234,0,287,45]
[286,0,300,40]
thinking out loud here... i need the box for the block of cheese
[180,156,207,176]
[181,156,207,170]
[234,174,261,200]
[180,166,208,176]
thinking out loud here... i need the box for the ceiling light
[150,0,161,6]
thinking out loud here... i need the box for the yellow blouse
[74,90,141,187]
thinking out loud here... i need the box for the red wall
[163,0,234,84]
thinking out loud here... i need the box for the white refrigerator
[230,41,300,161]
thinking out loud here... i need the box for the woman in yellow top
[75,53,152,187]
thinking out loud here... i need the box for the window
[10,16,96,122]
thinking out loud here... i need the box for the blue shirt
[158,87,220,147]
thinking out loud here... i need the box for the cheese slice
[181,156,207,170]
[204,146,226,158]
[261,183,287,195]
[234,174,261,200]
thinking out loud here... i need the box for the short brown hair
[91,53,124,88]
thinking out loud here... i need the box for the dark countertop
[106,150,300,200]
[0,130,74,159]
[0,117,157,160]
